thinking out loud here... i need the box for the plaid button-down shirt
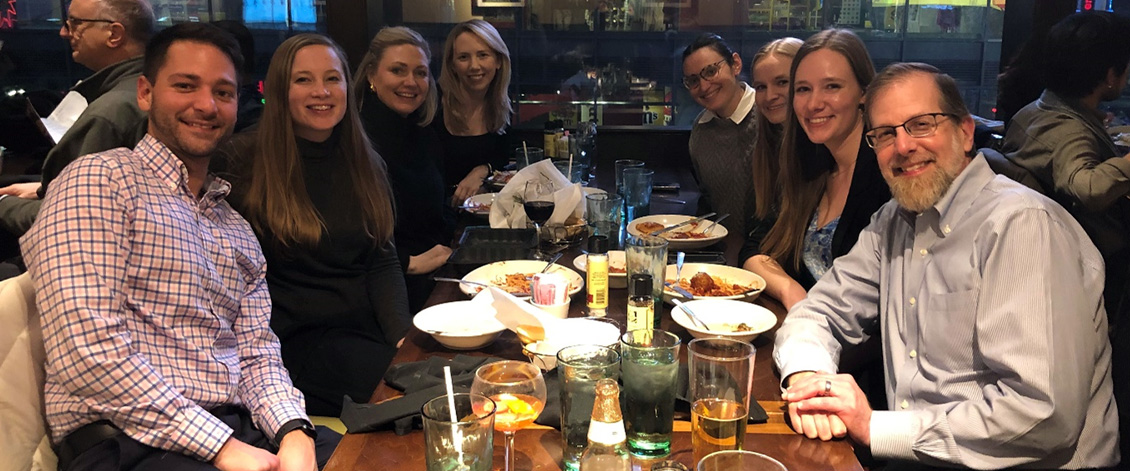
[22,135,307,461]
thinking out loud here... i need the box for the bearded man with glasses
[0,0,154,265]
[774,62,1119,469]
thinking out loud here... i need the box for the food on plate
[710,322,754,333]
[666,272,754,297]
[468,272,578,296]
[635,221,666,234]
[465,201,491,213]
[487,170,516,186]
[609,265,626,274]
[665,230,711,239]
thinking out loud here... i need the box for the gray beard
[887,162,960,214]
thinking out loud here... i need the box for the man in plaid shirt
[21,23,336,471]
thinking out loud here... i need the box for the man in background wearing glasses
[0,0,153,253]
[775,62,1119,469]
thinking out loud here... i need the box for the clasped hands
[783,371,872,446]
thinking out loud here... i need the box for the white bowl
[460,260,585,301]
[670,298,777,343]
[572,250,628,289]
[626,214,728,250]
[662,263,766,304]
[413,300,507,350]
[462,193,496,217]
[521,318,622,370]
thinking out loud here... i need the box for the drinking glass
[523,179,556,259]
[620,329,680,458]
[554,161,586,184]
[471,361,548,471]
[626,234,668,327]
[556,345,621,471]
[688,338,755,464]
[614,159,645,197]
[622,167,654,222]
[697,450,787,471]
[421,393,497,471]
[516,146,546,169]
[586,193,624,248]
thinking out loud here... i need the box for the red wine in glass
[524,200,555,226]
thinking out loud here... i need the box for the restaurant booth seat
[981,147,1043,192]
[0,273,57,471]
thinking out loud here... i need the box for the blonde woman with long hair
[217,33,409,416]
[355,26,453,313]
[437,19,513,206]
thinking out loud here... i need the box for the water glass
[688,338,755,464]
[697,450,787,471]
[622,167,654,222]
[554,161,586,184]
[422,393,497,471]
[626,234,667,324]
[516,146,547,170]
[614,159,645,197]
[557,345,621,471]
[620,329,680,458]
[585,193,623,248]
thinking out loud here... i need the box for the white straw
[567,153,574,179]
[522,141,530,163]
[443,366,465,463]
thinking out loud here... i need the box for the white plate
[413,300,507,350]
[626,214,728,250]
[662,263,766,304]
[671,298,777,343]
[572,250,628,289]
[486,170,516,190]
[460,260,585,300]
[462,193,496,217]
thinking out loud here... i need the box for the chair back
[980,147,1044,193]
[0,273,56,471]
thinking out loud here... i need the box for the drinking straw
[567,153,574,179]
[522,142,530,165]
[443,366,465,463]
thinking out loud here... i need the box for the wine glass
[471,361,548,471]
[523,179,556,259]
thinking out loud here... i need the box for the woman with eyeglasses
[737,37,803,275]
[355,26,453,313]
[743,29,889,311]
[435,19,513,209]
[216,34,409,416]
[682,33,757,236]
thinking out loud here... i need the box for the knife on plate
[664,281,695,299]
[651,212,717,236]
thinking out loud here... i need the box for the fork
[702,213,730,235]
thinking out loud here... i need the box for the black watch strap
[274,418,316,446]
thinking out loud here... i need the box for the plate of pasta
[662,263,766,304]
[460,260,584,300]
[626,214,728,250]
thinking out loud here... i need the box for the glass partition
[391,0,1006,128]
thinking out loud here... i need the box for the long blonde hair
[241,33,395,248]
[354,26,438,127]
[750,37,802,219]
[760,29,874,268]
[439,19,513,134]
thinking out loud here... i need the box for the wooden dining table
[323,168,863,471]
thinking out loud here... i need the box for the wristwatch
[274,418,316,445]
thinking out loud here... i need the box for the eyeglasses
[682,59,727,89]
[63,16,116,33]
[864,112,956,149]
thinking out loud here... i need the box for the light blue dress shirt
[775,154,1119,469]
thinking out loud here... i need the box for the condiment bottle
[626,273,654,332]
[580,379,629,471]
[586,236,610,317]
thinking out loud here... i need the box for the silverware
[665,281,695,300]
[651,212,717,236]
[676,251,686,281]
[702,213,730,235]
[540,252,564,273]
[434,277,529,297]
[671,298,709,330]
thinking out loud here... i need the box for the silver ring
[823,379,832,396]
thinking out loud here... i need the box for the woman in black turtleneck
[354,26,453,313]
[217,34,409,416]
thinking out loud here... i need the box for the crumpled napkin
[489,159,584,229]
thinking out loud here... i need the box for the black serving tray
[448,226,538,266]
[667,251,726,265]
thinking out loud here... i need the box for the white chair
[0,273,56,471]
